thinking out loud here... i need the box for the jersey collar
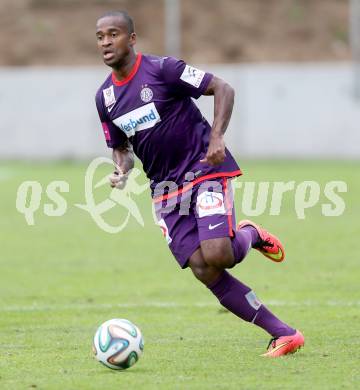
[112,52,142,86]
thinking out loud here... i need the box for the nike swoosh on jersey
[107,104,115,112]
[208,222,225,230]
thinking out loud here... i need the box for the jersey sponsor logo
[113,102,161,137]
[103,85,116,107]
[208,222,224,230]
[196,191,225,218]
[140,86,153,103]
[180,65,205,88]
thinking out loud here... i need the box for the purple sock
[231,226,260,264]
[207,271,295,337]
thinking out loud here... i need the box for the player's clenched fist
[200,136,226,166]
[109,170,128,189]
[110,145,134,189]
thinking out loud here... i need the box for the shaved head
[97,11,135,35]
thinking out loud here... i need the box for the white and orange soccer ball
[93,318,144,370]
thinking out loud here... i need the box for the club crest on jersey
[140,87,153,103]
[113,102,161,137]
[196,191,225,218]
[103,85,116,107]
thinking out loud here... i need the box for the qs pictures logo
[15,157,149,233]
[75,157,148,233]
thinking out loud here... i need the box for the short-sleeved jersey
[95,53,241,197]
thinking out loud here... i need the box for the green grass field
[0,160,359,389]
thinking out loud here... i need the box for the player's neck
[112,51,137,82]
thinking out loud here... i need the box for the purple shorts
[154,177,236,268]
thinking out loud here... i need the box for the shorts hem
[199,229,234,242]
[173,244,200,269]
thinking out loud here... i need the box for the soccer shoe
[261,330,305,357]
[237,219,285,262]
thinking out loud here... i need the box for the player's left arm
[200,76,235,166]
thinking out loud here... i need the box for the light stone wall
[0,63,359,160]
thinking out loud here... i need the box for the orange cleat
[237,220,285,262]
[261,330,305,357]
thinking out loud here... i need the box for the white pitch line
[0,300,359,313]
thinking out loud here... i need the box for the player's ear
[129,32,136,46]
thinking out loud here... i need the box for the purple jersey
[95,53,241,197]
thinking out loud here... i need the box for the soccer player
[95,11,304,357]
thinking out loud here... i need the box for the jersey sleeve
[161,57,213,99]
[95,91,128,149]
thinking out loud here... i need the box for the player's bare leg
[200,237,235,269]
[188,248,222,285]
[189,237,304,357]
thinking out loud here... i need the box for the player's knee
[200,238,234,269]
[189,250,221,285]
[191,264,212,284]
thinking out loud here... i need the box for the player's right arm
[110,143,135,189]
[95,89,134,189]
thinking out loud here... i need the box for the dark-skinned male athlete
[95,11,304,357]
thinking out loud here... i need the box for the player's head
[96,11,136,67]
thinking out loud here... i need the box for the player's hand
[109,170,128,190]
[200,136,226,166]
